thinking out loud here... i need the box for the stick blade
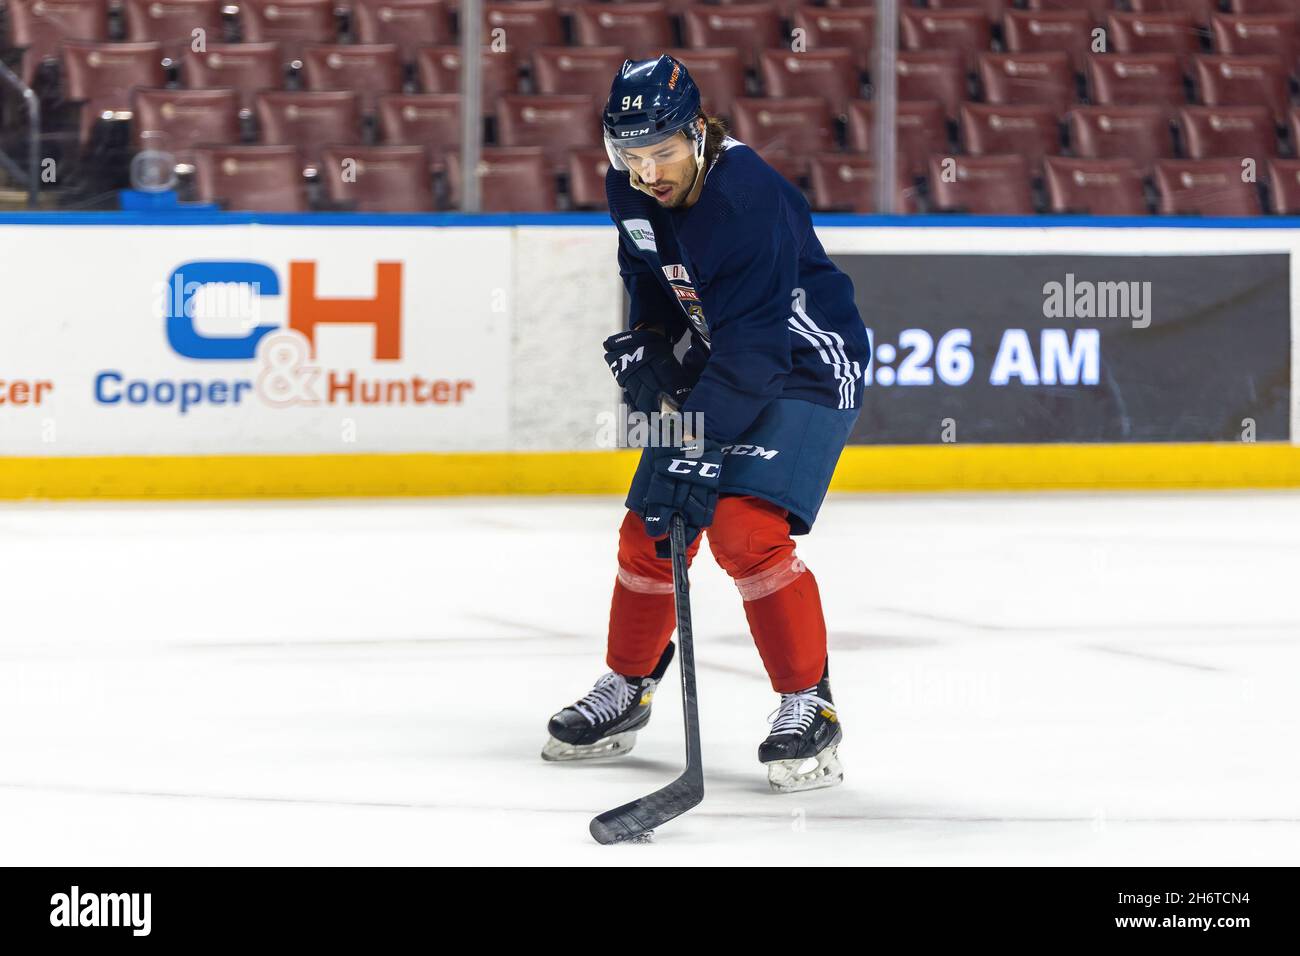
[589,774,704,845]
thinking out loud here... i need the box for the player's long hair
[701,112,730,169]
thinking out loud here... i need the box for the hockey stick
[589,513,704,844]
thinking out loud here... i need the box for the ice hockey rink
[2,491,1297,866]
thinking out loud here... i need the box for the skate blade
[766,745,844,793]
[540,731,637,762]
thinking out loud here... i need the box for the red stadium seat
[417,46,519,108]
[923,0,1009,24]
[1044,156,1148,215]
[960,102,1062,168]
[545,0,592,16]
[1068,105,1174,170]
[662,49,747,118]
[1289,106,1300,154]
[1178,105,1278,159]
[1128,0,1216,27]
[255,90,361,168]
[653,0,707,13]
[1025,0,1111,22]
[1107,12,1200,62]
[132,87,241,162]
[790,5,874,71]
[567,147,611,209]
[572,3,673,60]
[1230,0,1300,11]
[238,0,338,65]
[896,51,967,122]
[300,44,403,114]
[351,0,452,65]
[1002,9,1094,72]
[495,94,600,172]
[978,51,1074,115]
[846,100,949,177]
[758,49,860,117]
[531,47,628,103]
[900,9,992,72]
[682,4,786,68]
[1210,13,1298,66]
[444,146,557,211]
[193,144,307,210]
[483,1,563,61]
[1194,54,1290,122]
[62,40,167,145]
[376,93,459,169]
[8,0,108,84]
[123,0,223,61]
[1266,157,1300,212]
[1087,54,1187,115]
[183,43,285,112]
[808,153,916,213]
[319,145,434,211]
[1155,158,1263,214]
[1231,0,1300,11]
[730,97,836,173]
[928,153,1035,214]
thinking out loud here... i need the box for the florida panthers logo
[662,264,710,344]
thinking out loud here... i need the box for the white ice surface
[1,492,1298,865]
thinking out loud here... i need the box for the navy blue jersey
[606,140,871,442]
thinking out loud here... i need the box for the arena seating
[123,0,224,61]
[193,143,309,209]
[351,0,452,64]
[1,0,1299,214]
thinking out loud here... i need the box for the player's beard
[649,165,703,208]
[649,181,680,206]
[629,154,702,206]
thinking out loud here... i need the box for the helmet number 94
[620,95,644,110]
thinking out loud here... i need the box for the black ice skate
[758,662,844,793]
[541,642,675,762]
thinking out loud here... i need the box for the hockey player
[542,56,871,793]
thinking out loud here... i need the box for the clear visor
[604,125,702,181]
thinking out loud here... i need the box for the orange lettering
[289,261,402,360]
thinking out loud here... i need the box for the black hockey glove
[603,328,693,416]
[641,433,723,558]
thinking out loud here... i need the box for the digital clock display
[864,328,1099,388]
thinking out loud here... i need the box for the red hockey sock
[707,496,829,692]
[606,510,699,677]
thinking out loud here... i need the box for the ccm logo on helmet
[667,458,720,478]
[619,128,651,137]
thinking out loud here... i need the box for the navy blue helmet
[602,56,705,173]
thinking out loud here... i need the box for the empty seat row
[186,143,1300,218]
[11,1,866,79]
[43,38,1300,135]
[783,152,1297,216]
[919,154,1282,216]
[191,144,589,212]
[111,81,1300,182]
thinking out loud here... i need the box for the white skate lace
[768,690,833,736]
[573,672,635,725]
